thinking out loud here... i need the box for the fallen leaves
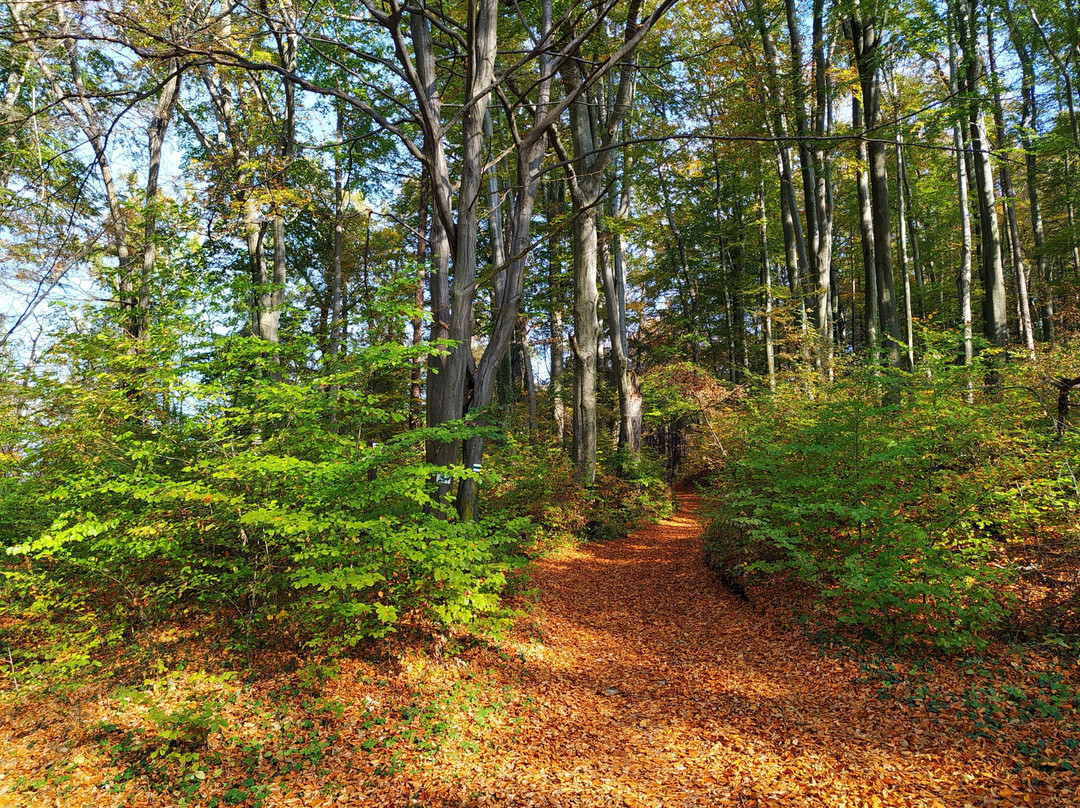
[2,490,1079,806]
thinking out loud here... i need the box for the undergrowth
[704,336,1080,653]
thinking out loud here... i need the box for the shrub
[705,339,1077,651]
[1,325,532,670]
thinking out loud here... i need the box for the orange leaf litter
[2,491,1077,807]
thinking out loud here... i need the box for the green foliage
[852,654,1080,768]
[485,435,673,551]
[0,312,533,674]
[586,451,674,542]
[707,340,1079,651]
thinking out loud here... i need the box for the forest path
[441,489,1053,807]
[5,491,1066,808]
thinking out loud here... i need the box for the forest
[1,0,1080,805]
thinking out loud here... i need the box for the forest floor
[3,490,1079,807]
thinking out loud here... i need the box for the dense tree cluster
[2,0,1080,652]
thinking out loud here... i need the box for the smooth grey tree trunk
[753,1,810,357]
[758,178,776,390]
[552,308,567,443]
[602,137,641,454]
[948,9,975,372]
[899,141,925,320]
[987,14,1036,357]
[849,12,901,366]
[570,208,600,484]
[811,0,833,373]
[959,0,1009,349]
[331,106,345,359]
[561,37,639,483]
[785,0,819,291]
[896,130,916,371]
[853,89,878,352]
[600,225,641,453]
[1004,2,1054,341]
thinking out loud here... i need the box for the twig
[7,647,17,694]
[695,392,726,457]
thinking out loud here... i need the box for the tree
[846,4,902,366]
[957,0,1008,350]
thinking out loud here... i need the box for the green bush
[708,338,1077,651]
[484,437,673,550]
[1,322,532,670]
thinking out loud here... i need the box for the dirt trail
[450,490,1069,807]
[4,492,1075,807]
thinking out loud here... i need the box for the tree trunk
[140,58,181,341]
[570,197,601,485]
[849,12,901,365]
[600,217,640,453]
[785,0,819,290]
[948,3,975,370]
[853,87,878,352]
[552,307,567,443]
[751,0,810,359]
[485,108,508,310]
[517,314,538,434]
[1004,1,1054,341]
[404,0,498,511]
[987,13,1036,357]
[331,106,345,360]
[757,176,776,390]
[959,0,1008,349]
[811,0,833,373]
[896,129,916,371]
[409,166,427,426]
[899,141,925,320]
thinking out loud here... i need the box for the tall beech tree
[847,4,901,366]
[957,0,1008,350]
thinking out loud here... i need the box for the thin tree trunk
[1067,151,1080,276]
[853,88,878,352]
[260,7,298,347]
[600,102,641,456]
[600,210,640,453]
[948,4,975,371]
[426,206,452,465]
[135,58,181,342]
[786,0,819,288]
[548,182,567,443]
[896,129,916,371]
[988,12,1036,357]
[518,314,538,435]
[811,0,833,373]
[410,167,428,426]
[849,12,900,365]
[751,0,810,358]
[898,135,926,321]
[657,163,699,363]
[758,177,776,390]
[486,108,507,310]
[331,106,345,359]
[1004,0,1054,341]
[552,307,567,442]
[959,0,1009,350]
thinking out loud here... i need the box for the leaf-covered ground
[3,491,1079,806]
